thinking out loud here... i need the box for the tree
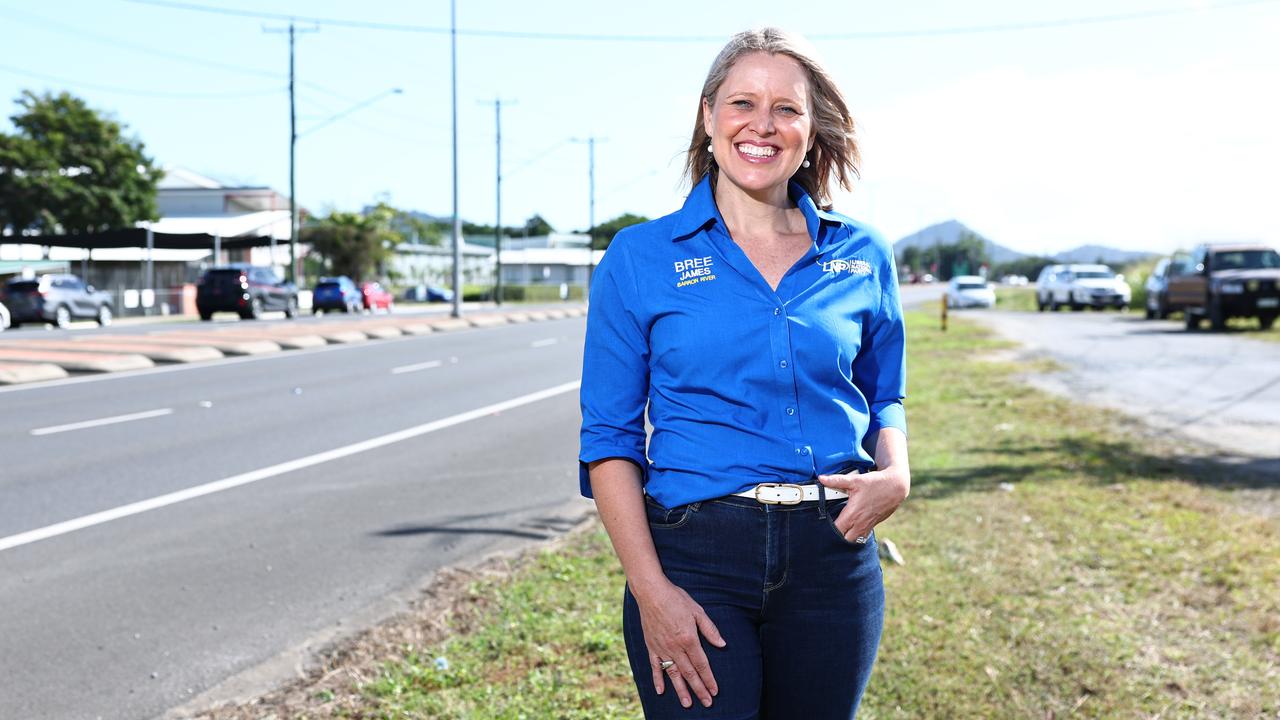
[301,203,401,280]
[590,213,650,250]
[522,214,554,237]
[0,90,161,234]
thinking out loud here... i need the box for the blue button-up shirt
[579,175,907,509]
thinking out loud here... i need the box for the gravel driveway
[959,309,1280,476]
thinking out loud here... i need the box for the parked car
[360,281,394,313]
[1166,243,1280,331]
[0,274,114,328]
[311,276,363,314]
[945,275,996,309]
[0,299,9,332]
[1036,263,1131,311]
[196,265,298,321]
[402,284,455,303]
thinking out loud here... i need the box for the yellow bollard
[940,294,948,332]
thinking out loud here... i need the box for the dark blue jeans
[623,491,885,719]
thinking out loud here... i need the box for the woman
[579,28,909,719]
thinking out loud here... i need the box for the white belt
[732,483,847,506]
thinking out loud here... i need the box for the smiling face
[703,51,815,201]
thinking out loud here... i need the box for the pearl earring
[802,159,811,169]
[707,142,713,152]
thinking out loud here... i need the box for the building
[0,168,293,315]
[474,232,599,288]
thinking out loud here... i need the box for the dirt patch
[170,513,600,719]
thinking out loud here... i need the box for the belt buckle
[754,483,804,506]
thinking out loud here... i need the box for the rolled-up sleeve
[579,236,650,497]
[852,248,907,449]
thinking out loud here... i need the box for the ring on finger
[659,659,676,671]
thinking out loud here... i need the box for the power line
[119,0,1280,41]
[0,6,282,79]
[0,63,281,99]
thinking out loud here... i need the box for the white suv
[1036,263,1131,312]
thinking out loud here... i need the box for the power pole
[449,0,462,318]
[264,21,317,284]
[570,136,606,295]
[479,98,515,305]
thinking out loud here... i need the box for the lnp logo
[820,258,873,276]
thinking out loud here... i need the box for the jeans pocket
[823,499,870,546]
[644,495,697,530]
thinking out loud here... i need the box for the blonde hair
[684,28,859,210]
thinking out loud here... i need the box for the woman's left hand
[817,466,910,543]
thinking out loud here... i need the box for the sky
[2,0,1278,256]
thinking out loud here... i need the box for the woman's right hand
[633,578,726,708]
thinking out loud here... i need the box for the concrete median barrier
[0,348,154,373]
[524,310,550,321]
[5,338,224,363]
[391,322,435,335]
[204,328,328,349]
[504,311,531,322]
[466,313,510,328]
[424,317,472,332]
[0,361,70,384]
[140,334,281,355]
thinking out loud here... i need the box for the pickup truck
[1166,243,1280,331]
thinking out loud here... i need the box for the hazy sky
[2,0,1277,255]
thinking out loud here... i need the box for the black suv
[1166,243,1280,331]
[0,274,114,328]
[196,265,298,321]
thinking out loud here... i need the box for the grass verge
[199,311,1279,719]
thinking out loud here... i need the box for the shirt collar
[670,174,842,247]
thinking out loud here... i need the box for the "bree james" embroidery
[674,256,718,288]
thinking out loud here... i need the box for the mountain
[1052,244,1156,265]
[893,220,1025,264]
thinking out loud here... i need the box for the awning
[1,228,273,250]
[0,260,70,275]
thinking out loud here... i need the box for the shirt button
[800,448,810,456]
[773,308,782,316]
[779,360,788,369]
[786,407,795,416]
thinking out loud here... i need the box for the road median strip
[0,338,222,363]
[0,305,587,384]
[0,361,68,384]
[0,347,153,373]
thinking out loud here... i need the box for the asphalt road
[0,315,591,720]
[959,308,1280,467]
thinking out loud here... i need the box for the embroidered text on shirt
[674,255,718,287]
[820,258,873,276]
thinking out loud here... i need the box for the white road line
[391,360,443,374]
[0,380,582,554]
[531,338,558,348]
[30,408,175,437]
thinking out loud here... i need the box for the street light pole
[570,136,605,295]
[495,98,503,306]
[264,21,317,284]
[288,22,296,283]
[479,98,515,305]
[450,0,462,318]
